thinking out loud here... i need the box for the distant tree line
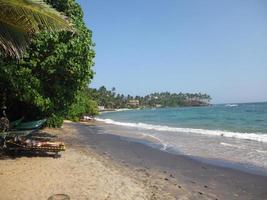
[88,86,212,109]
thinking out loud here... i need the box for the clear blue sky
[77,0,267,104]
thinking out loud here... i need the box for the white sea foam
[220,142,241,148]
[139,133,168,151]
[255,150,267,154]
[115,108,133,112]
[96,118,267,143]
[100,108,133,114]
[225,104,238,107]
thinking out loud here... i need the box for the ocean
[97,102,267,175]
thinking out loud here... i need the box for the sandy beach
[0,121,267,200]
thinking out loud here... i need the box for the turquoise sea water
[99,102,267,137]
[97,102,267,174]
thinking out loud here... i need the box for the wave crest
[95,118,267,143]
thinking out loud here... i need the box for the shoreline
[76,121,267,199]
[94,117,267,175]
[81,121,267,176]
[95,117,267,143]
[0,121,266,199]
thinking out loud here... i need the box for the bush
[66,89,99,121]
[85,99,99,116]
[46,114,64,127]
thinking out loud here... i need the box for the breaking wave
[95,118,267,143]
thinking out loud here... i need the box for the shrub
[46,114,64,127]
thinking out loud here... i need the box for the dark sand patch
[75,121,267,200]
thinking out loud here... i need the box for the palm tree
[0,0,71,58]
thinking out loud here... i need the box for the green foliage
[66,89,99,121]
[86,99,99,116]
[89,86,212,109]
[46,113,64,128]
[0,0,95,126]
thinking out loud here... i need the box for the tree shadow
[0,150,14,160]
[0,149,59,160]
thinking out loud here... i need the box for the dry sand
[0,123,151,200]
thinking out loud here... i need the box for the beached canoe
[14,119,47,130]
[9,117,24,129]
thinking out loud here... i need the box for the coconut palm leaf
[0,0,72,58]
[0,21,30,58]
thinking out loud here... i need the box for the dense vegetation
[0,0,97,127]
[88,86,212,109]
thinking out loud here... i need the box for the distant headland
[87,86,211,110]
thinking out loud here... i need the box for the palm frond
[0,21,29,58]
[0,0,72,58]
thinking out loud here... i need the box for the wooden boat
[1,126,65,158]
[4,135,65,158]
[9,117,24,129]
[13,119,47,130]
[1,118,65,158]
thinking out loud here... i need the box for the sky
[77,0,267,104]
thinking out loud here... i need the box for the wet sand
[0,121,267,200]
[77,121,267,200]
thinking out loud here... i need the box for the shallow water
[97,102,267,175]
[99,103,267,140]
[97,123,267,176]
